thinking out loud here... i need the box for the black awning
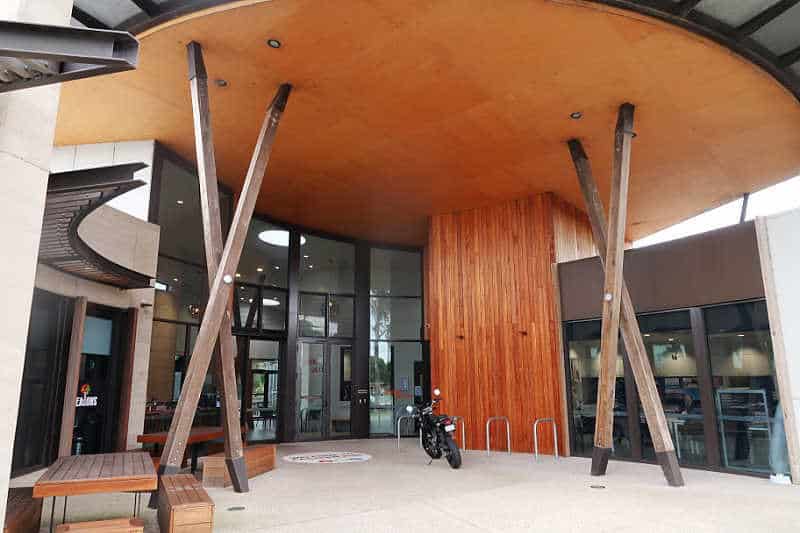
[39,163,153,289]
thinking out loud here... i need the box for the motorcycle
[405,388,462,469]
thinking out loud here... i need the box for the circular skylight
[257,230,306,247]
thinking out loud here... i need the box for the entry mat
[283,451,372,464]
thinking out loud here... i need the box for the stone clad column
[0,0,74,519]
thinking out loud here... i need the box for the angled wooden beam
[590,103,634,475]
[59,296,87,457]
[567,137,684,487]
[738,0,800,37]
[157,82,292,484]
[187,41,248,492]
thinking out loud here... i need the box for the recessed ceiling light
[262,297,281,307]
[570,111,583,120]
[173,277,179,282]
[248,298,253,303]
[308,264,314,269]
[235,273,241,278]
[644,334,651,337]
[256,267,264,273]
[215,78,228,87]
[258,229,306,247]
[176,200,184,205]
[737,334,746,337]
[266,39,281,49]
[273,265,280,270]
[668,338,675,342]
[303,255,309,259]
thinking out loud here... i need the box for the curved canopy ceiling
[59,0,800,245]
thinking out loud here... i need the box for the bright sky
[633,175,800,248]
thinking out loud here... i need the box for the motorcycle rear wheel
[423,434,442,459]
[445,435,462,469]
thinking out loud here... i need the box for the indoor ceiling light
[256,267,264,272]
[176,199,184,205]
[303,255,309,259]
[274,265,280,270]
[308,264,314,269]
[173,277,179,282]
[737,334,746,337]
[266,39,282,49]
[262,297,281,307]
[235,272,241,278]
[258,229,306,247]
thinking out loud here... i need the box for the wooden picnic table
[33,452,156,532]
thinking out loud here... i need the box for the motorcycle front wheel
[423,434,442,459]
[444,435,462,469]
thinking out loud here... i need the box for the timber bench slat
[199,444,276,488]
[158,474,213,533]
[54,518,144,532]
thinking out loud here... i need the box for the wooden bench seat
[158,474,213,533]
[199,444,276,488]
[4,487,42,533]
[54,518,144,532]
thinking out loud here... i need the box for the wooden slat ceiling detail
[425,193,595,454]
[57,0,800,246]
[41,164,153,289]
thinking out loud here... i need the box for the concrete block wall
[0,0,75,520]
[756,208,800,483]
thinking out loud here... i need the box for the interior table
[138,425,244,473]
[33,451,156,532]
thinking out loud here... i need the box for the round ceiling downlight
[266,39,282,49]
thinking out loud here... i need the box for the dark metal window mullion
[690,307,722,469]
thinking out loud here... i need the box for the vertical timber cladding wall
[426,193,593,454]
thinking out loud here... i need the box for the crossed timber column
[187,41,247,492]
[157,72,292,487]
[567,103,684,487]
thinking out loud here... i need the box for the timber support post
[187,41,248,492]
[567,105,684,487]
[153,61,291,500]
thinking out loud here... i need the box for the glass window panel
[235,285,260,330]
[261,289,287,331]
[329,296,354,338]
[82,316,113,356]
[705,301,787,474]
[638,311,706,465]
[298,235,355,294]
[296,342,325,439]
[299,294,326,337]
[238,220,289,288]
[156,158,206,266]
[370,297,422,340]
[370,342,423,436]
[370,248,422,297]
[330,344,353,436]
[154,256,206,324]
[565,321,631,458]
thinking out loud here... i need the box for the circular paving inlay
[282,451,372,464]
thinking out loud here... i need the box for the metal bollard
[485,416,511,456]
[532,418,559,459]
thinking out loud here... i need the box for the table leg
[191,443,199,473]
[62,496,68,524]
[49,497,55,533]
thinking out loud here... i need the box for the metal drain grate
[227,506,247,512]
[589,484,606,489]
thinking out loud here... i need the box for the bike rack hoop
[396,415,422,449]
[532,418,559,459]
[485,416,511,456]
[450,416,467,449]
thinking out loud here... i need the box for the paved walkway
[14,439,800,532]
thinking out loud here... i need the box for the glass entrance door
[296,342,352,440]
[244,339,281,442]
